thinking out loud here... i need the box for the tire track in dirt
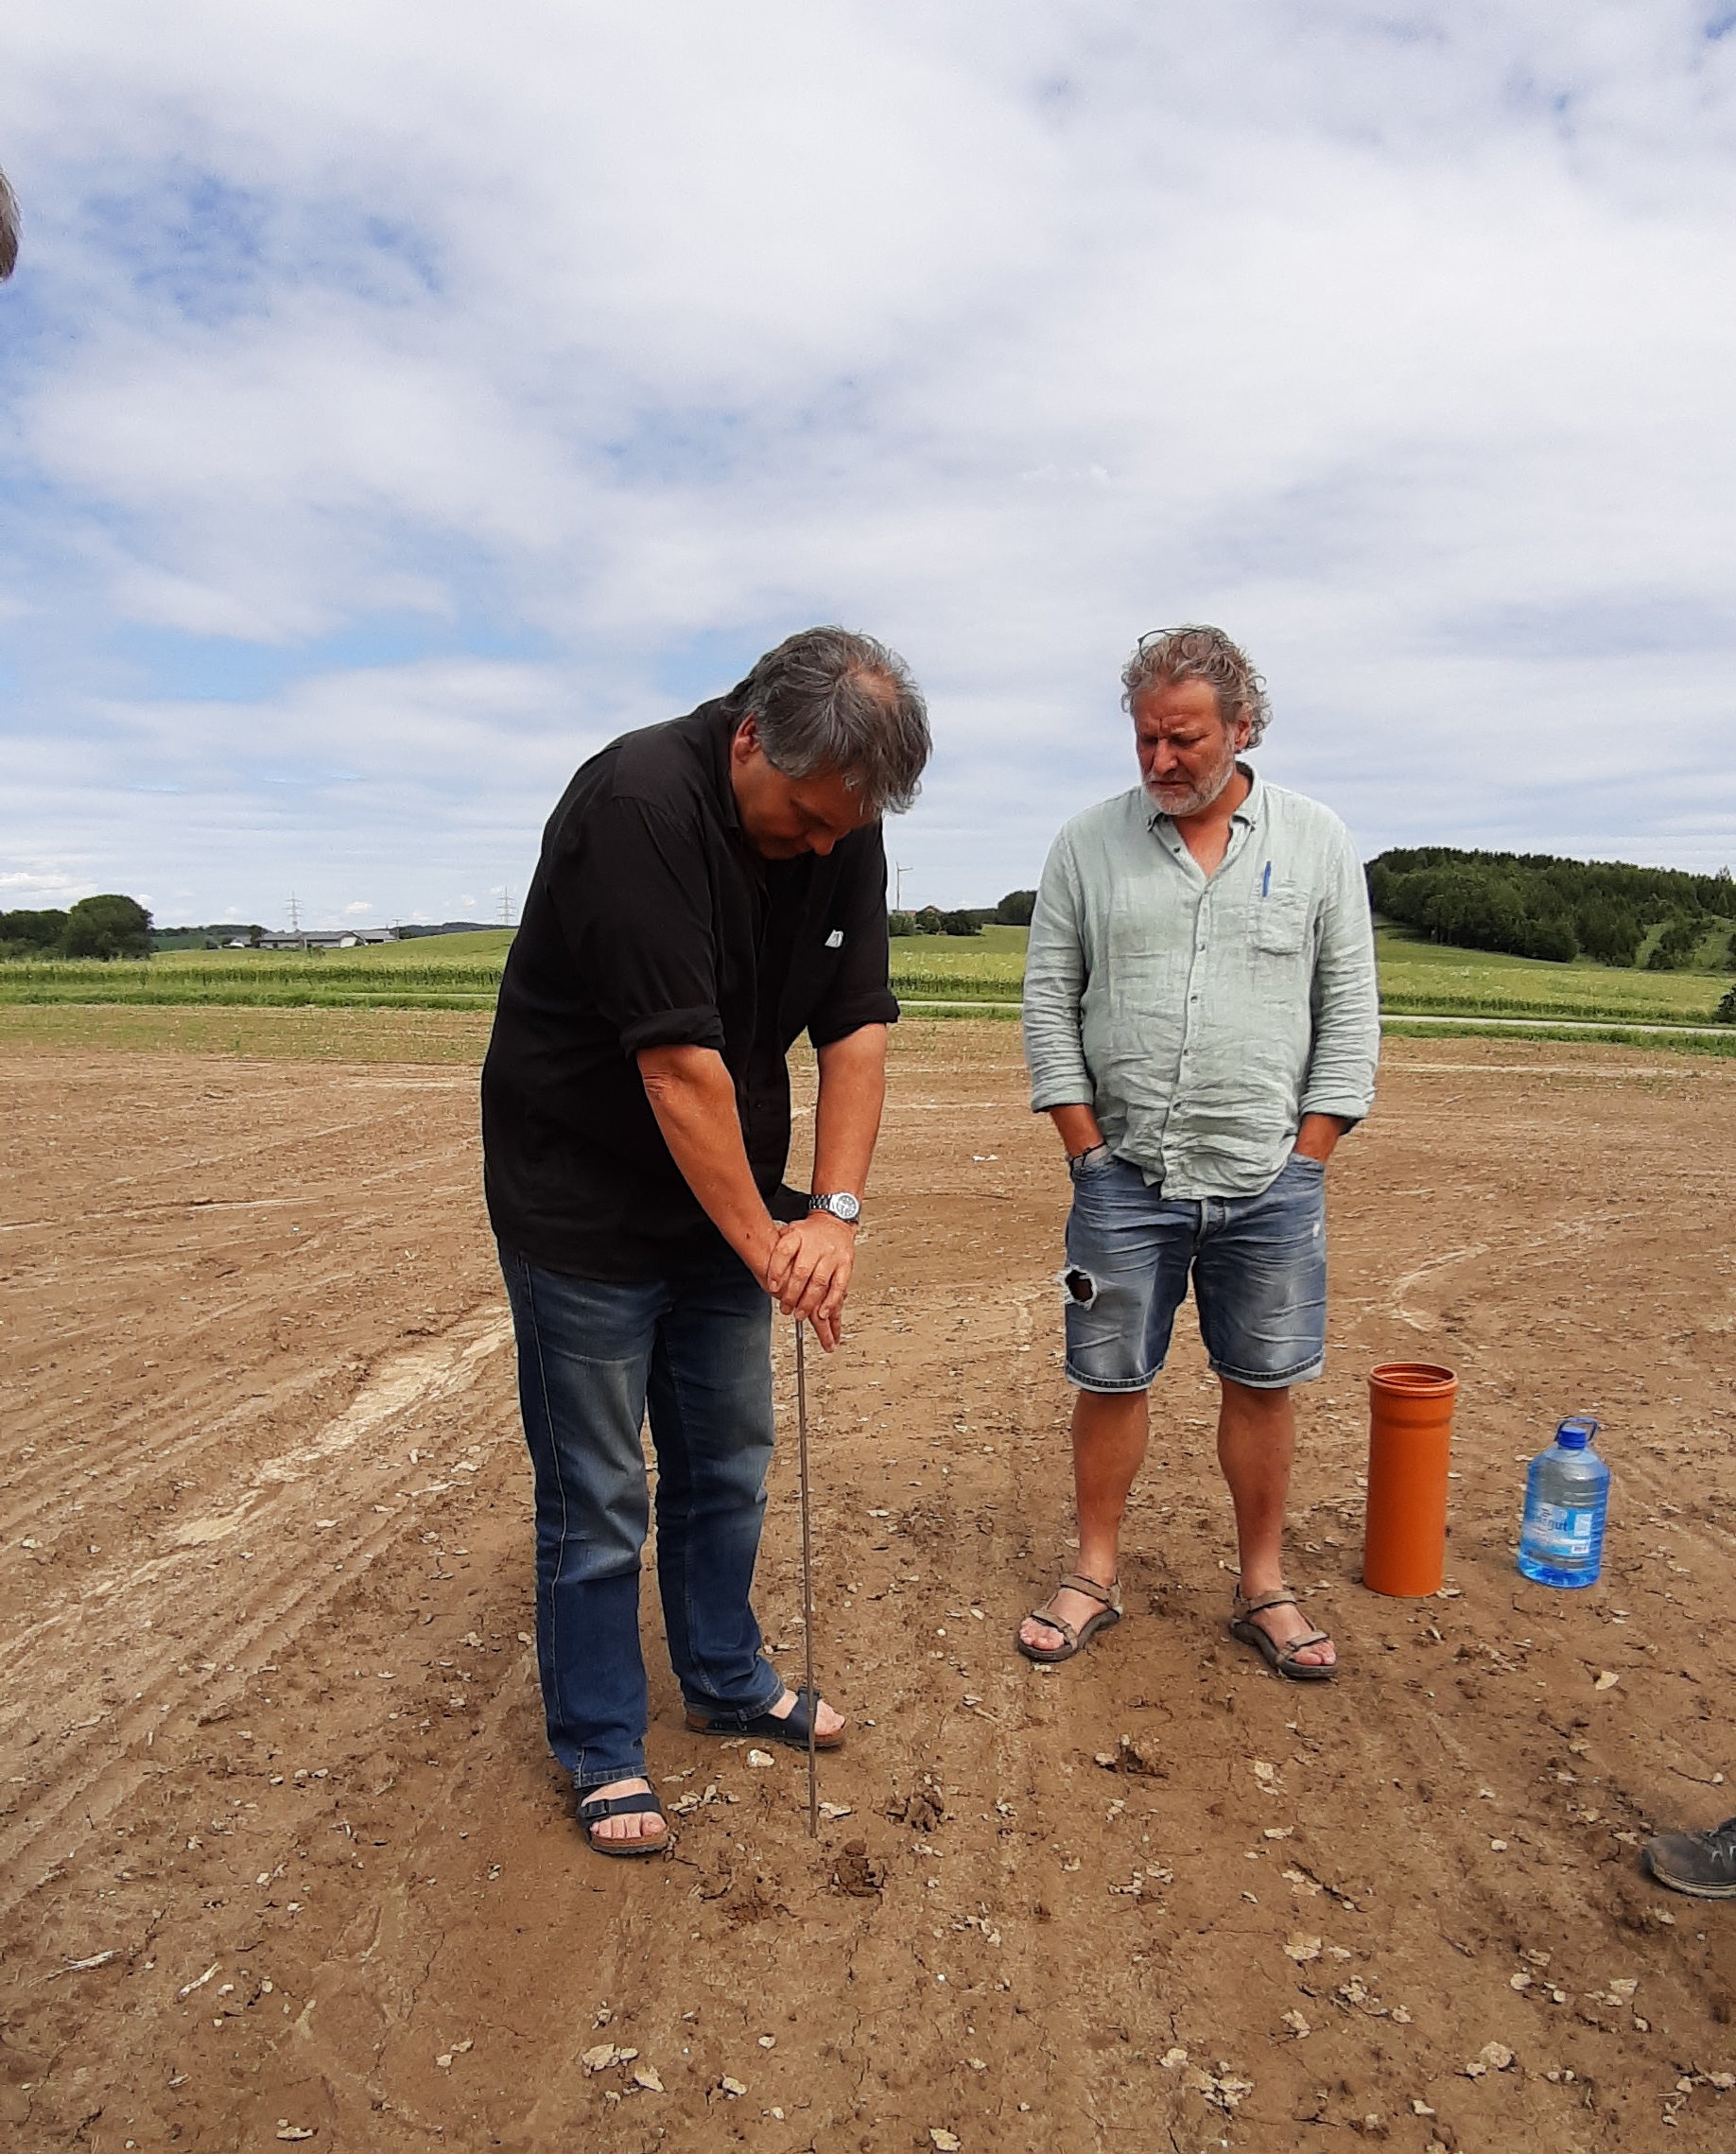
[0,1303,512,1924]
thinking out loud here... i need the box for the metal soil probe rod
[795,1316,819,1837]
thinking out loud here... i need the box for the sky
[2,2,1733,929]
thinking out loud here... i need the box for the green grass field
[151,929,517,965]
[1373,929,1729,1024]
[2,919,1729,1030]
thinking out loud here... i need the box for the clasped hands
[761,1211,857,1352]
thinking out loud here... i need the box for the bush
[940,910,981,937]
[887,911,917,936]
[1521,915,1579,964]
[995,888,1036,927]
[61,894,152,961]
[1645,913,1705,972]
[1718,982,1736,1025]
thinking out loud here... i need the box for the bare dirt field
[3,1021,1735,2153]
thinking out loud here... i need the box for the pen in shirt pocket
[1260,860,1272,897]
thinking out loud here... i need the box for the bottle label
[1524,1501,1599,1563]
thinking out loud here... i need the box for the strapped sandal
[1229,1584,1338,1682]
[684,1685,845,1751]
[579,1784,672,1858]
[1016,1571,1123,1664]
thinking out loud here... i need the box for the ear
[731,712,761,766]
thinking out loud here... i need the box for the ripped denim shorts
[1061,1150,1328,1393]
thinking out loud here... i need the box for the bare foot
[582,1777,668,1849]
[1017,1577,1117,1657]
[766,1687,845,1742]
[1240,1587,1336,1671]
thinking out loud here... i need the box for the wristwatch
[808,1190,862,1225]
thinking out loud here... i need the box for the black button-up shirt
[481,697,898,1278]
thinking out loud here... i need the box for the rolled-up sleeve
[808,825,898,1047]
[1023,829,1096,1113]
[548,797,726,1057]
[1300,825,1380,1123]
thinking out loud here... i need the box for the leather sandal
[1229,1584,1337,1682]
[579,1785,672,1858]
[1016,1571,1122,1664]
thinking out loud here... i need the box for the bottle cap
[1555,1416,1599,1450]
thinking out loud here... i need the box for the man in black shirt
[482,627,929,1854]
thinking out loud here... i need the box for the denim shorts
[1061,1151,1328,1392]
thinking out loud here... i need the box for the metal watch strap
[808,1190,861,1225]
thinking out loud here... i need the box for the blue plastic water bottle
[1517,1416,1609,1589]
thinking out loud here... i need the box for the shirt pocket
[1248,889,1310,958]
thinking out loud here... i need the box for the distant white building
[256,927,401,950]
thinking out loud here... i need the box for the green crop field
[0,932,516,1009]
[1373,929,1730,1025]
[890,923,1732,1025]
[1,918,1729,1033]
[889,924,1028,1001]
[0,959,501,1007]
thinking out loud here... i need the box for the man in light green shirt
[1017,626,1378,1680]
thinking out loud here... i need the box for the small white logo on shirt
[825,929,843,948]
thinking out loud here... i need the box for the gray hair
[732,626,930,816]
[0,166,19,281]
[1120,624,1271,749]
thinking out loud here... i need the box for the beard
[1143,738,1241,819]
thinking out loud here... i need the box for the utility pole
[496,886,512,929]
[287,893,301,940]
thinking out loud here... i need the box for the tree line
[0,895,153,961]
[1367,849,1736,970]
[890,891,1035,937]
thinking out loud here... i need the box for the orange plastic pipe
[1363,1362,1458,1597]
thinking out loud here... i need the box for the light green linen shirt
[1022,766,1380,1197]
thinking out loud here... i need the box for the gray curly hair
[1120,624,1271,749]
[731,626,930,816]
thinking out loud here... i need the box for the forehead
[789,765,876,830]
[1130,677,1225,733]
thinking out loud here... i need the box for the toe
[584,1778,666,1846]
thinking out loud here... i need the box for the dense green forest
[1367,848,1736,969]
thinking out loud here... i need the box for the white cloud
[0,865,96,905]
[2,1,1734,917]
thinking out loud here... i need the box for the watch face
[815,1191,861,1224]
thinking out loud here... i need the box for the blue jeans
[1062,1151,1328,1392]
[498,1243,785,1792]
